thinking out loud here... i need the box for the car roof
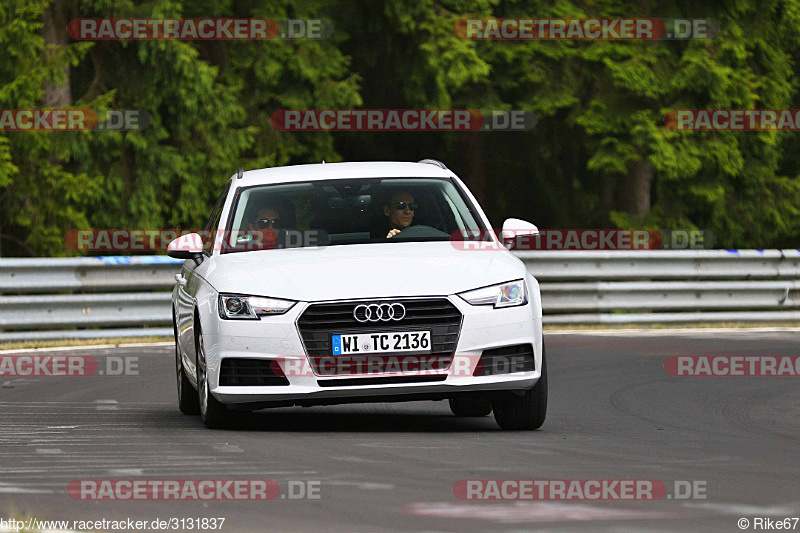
[235,161,453,186]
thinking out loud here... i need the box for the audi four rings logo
[353,303,406,322]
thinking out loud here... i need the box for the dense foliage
[2,0,799,256]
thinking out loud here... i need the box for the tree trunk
[41,0,71,107]
[617,158,652,217]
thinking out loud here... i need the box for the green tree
[0,0,360,256]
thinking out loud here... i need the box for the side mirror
[501,218,539,249]
[167,233,205,263]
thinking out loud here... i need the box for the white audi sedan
[168,160,546,429]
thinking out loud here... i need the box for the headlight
[218,294,296,319]
[458,280,528,308]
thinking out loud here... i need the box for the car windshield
[221,177,485,252]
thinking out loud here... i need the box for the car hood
[204,241,525,301]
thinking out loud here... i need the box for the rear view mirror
[501,218,539,249]
[167,233,205,262]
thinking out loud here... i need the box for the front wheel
[175,315,200,415]
[492,342,548,430]
[196,323,228,428]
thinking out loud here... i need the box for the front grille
[297,298,462,375]
[317,375,447,387]
[474,344,535,376]
[219,358,290,386]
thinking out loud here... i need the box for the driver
[247,206,282,231]
[383,191,417,238]
[236,205,283,250]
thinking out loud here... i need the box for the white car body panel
[206,242,536,303]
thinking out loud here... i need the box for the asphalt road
[1,330,798,532]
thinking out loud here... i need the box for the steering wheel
[391,225,450,239]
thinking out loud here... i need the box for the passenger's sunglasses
[255,218,281,229]
[392,202,418,211]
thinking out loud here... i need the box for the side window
[202,181,232,253]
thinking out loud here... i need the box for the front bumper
[201,294,543,407]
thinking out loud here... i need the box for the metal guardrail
[0,256,180,342]
[0,256,181,293]
[1,251,799,341]
[0,293,172,329]
[523,250,800,324]
[542,281,800,311]
[514,250,800,279]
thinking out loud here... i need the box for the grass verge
[543,321,800,331]
[0,336,173,351]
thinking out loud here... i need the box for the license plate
[331,331,431,355]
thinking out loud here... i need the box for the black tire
[196,321,228,429]
[449,398,493,417]
[175,315,200,415]
[492,342,548,430]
